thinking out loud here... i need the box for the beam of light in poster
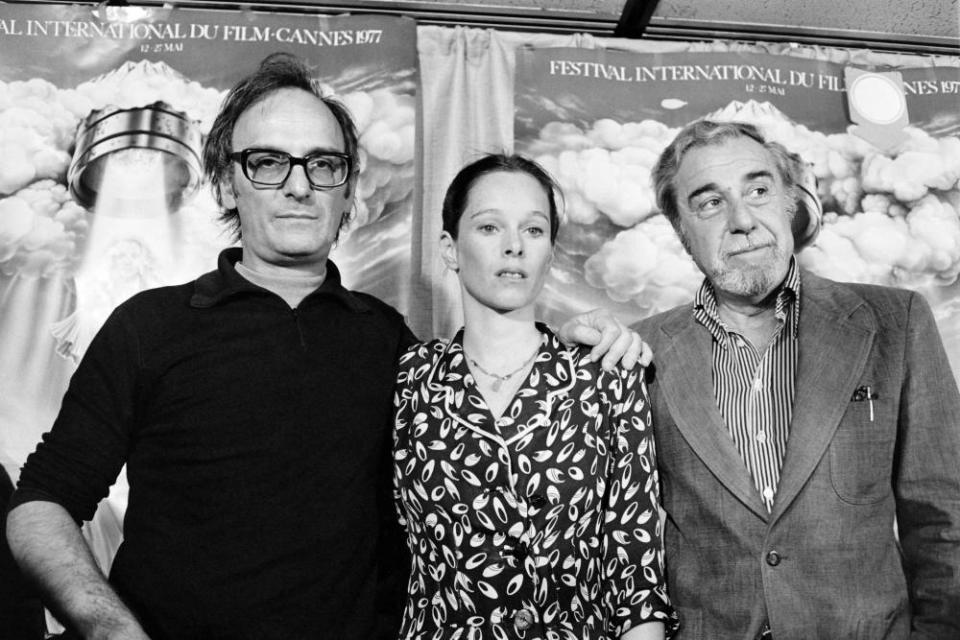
[514,47,960,375]
[0,4,418,476]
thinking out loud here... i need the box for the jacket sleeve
[894,292,960,639]
[601,364,679,638]
[10,305,140,523]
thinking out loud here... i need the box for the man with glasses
[6,53,644,640]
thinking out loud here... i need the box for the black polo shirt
[13,248,416,639]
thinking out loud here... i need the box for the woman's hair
[441,153,563,243]
[202,52,360,239]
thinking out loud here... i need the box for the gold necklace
[466,345,539,392]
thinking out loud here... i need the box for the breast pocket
[828,395,897,505]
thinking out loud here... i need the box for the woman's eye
[478,224,498,233]
[526,226,545,237]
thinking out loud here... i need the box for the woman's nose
[503,231,524,256]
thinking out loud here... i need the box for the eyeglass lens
[244,150,348,187]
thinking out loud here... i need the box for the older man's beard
[709,245,790,299]
[679,229,790,300]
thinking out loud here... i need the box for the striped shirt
[693,258,801,512]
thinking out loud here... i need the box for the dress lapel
[655,314,769,519]
[432,327,575,448]
[431,331,502,443]
[769,272,875,523]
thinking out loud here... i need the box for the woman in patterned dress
[393,154,677,640]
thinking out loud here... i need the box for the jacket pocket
[828,397,896,504]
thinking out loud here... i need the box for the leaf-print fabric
[393,326,677,639]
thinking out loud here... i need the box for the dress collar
[427,324,582,447]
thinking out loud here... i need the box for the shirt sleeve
[893,292,960,637]
[392,341,435,531]
[601,363,679,638]
[10,305,141,524]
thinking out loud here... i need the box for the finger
[620,333,643,370]
[588,322,620,365]
[600,324,632,371]
[636,334,654,367]
[565,325,603,348]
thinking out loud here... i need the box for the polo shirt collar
[190,247,370,313]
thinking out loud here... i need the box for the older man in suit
[635,119,960,639]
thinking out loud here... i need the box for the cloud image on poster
[515,48,960,374]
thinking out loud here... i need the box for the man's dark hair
[441,153,563,243]
[652,120,800,231]
[202,52,360,239]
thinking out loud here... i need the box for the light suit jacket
[635,272,960,640]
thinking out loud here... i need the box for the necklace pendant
[491,378,502,392]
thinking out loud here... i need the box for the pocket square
[851,385,878,402]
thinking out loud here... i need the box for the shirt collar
[693,256,801,344]
[190,247,370,313]
[430,323,575,393]
[427,324,579,444]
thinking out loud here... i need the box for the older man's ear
[791,159,822,251]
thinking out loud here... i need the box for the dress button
[529,494,547,508]
[513,608,534,631]
[766,550,781,566]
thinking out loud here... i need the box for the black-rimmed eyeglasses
[230,148,351,189]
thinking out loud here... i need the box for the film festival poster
[514,47,960,375]
[0,3,418,475]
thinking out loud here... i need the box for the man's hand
[557,308,652,370]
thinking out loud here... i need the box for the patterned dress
[393,326,677,640]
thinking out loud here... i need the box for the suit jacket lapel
[770,272,876,523]
[656,313,769,519]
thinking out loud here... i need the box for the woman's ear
[439,231,459,273]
